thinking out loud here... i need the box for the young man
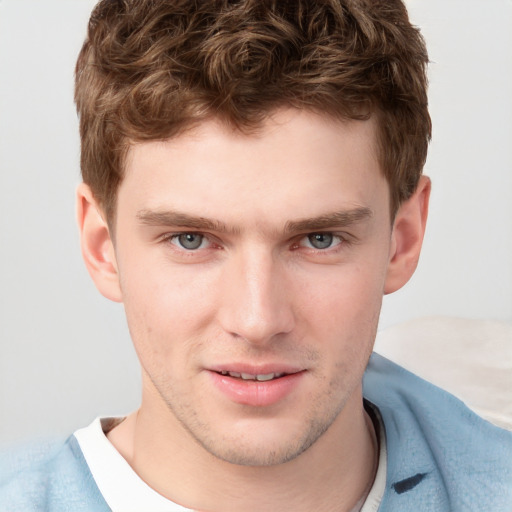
[1,0,511,510]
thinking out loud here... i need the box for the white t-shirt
[74,413,386,512]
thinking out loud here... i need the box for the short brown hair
[75,0,430,222]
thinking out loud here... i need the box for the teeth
[256,373,277,381]
[220,371,284,381]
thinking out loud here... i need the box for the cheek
[118,257,222,368]
[119,248,217,323]
[295,262,385,372]
[298,262,385,326]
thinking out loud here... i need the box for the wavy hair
[75,0,431,222]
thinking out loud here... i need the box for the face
[112,109,393,466]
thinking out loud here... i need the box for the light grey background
[1,0,511,448]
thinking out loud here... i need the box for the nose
[217,247,295,346]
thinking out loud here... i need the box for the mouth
[217,371,288,382]
[209,367,305,406]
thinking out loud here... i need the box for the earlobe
[76,183,122,303]
[384,176,431,294]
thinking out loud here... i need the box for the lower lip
[208,371,305,407]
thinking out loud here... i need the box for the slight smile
[207,366,306,407]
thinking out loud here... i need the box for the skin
[77,108,430,511]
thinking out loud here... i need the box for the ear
[76,183,122,302]
[384,176,431,294]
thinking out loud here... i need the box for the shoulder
[0,436,109,512]
[364,352,512,511]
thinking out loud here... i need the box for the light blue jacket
[1,353,511,511]
[363,353,512,510]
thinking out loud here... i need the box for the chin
[190,413,337,468]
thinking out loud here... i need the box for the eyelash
[160,231,351,255]
[295,233,347,251]
[161,232,216,252]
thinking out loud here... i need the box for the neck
[108,386,377,512]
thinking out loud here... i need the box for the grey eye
[176,233,204,250]
[307,233,333,249]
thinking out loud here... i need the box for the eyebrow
[284,207,373,234]
[136,206,373,235]
[136,209,239,234]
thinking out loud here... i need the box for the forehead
[119,109,388,228]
